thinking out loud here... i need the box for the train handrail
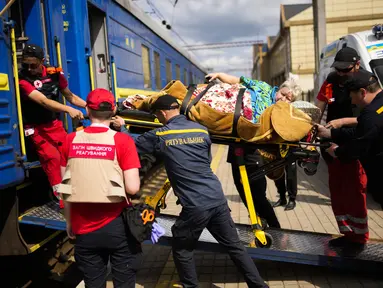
[0,0,16,17]
[111,56,118,100]
[11,27,26,156]
[88,55,95,90]
[55,37,68,130]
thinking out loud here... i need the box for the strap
[232,88,246,137]
[185,81,216,117]
[180,85,197,115]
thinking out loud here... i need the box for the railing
[55,37,68,130]
[11,27,26,156]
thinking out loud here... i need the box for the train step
[19,201,383,273]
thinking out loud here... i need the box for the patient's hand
[111,116,125,131]
[317,125,331,139]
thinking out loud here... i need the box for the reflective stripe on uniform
[339,224,369,235]
[156,129,208,136]
[335,214,368,224]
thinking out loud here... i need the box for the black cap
[22,44,44,59]
[151,94,179,112]
[345,70,378,91]
[331,47,360,70]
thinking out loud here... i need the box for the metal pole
[313,0,326,100]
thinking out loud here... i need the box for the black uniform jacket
[331,91,383,184]
[123,115,227,211]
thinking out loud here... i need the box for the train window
[154,51,161,90]
[141,45,151,89]
[166,59,172,83]
[189,71,193,84]
[175,64,180,80]
[184,69,187,85]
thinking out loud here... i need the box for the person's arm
[205,72,240,84]
[57,71,86,108]
[61,87,87,108]
[326,117,358,129]
[334,114,376,160]
[123,169,140,196]
[315,80,329,123]
[112,115,159,154]
[116,134,141,196]
[20,80,83,119]
[331,127,357,143]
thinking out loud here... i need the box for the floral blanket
[122,83,256,122]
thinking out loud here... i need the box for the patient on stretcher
[118,75,320,144]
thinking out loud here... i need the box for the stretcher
[119,107,322,246]
[16,100,383,273]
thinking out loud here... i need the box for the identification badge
[24,128,35,136]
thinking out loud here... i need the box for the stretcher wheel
[304,167,316,176]
[255,232,273,248]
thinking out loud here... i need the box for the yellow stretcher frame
[119,112,272,248]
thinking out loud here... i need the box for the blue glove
[151,222,165,243]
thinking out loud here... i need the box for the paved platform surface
[77,144,383,287]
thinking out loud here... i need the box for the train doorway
[87,4,111,90]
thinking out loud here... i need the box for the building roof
[283,4,312,21]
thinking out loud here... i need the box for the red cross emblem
[33,80,43,89]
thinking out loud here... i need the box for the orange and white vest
[58,128,127,203]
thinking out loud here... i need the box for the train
[0,0,206,263]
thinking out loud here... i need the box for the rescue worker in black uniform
[113,95,268,288]
[318,69,383,209]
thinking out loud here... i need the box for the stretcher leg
[239,165,272,248]
[145,179,172,210]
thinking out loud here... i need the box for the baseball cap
[331,47,360,70]
[22,44,45,59]
[150,94,179,112]
[344,70,378,91]
[86,88,116,111]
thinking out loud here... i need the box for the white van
[319,25,383,87]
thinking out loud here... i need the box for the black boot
[328,236,365,248]
[273,197,287,207]
[284,198,296,211]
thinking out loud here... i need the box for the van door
[87,4,111,90]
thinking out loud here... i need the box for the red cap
[86,88,116,111]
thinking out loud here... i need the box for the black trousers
[231,163,281,228]
[274,161,298,200]
[74,215,143,288]
[172,203,268,288]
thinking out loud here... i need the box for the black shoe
[284,199,296,211]
[328,236,365,248]
[273,197,287,207]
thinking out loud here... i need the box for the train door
[87,4,111,90]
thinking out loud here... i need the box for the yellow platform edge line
[29,230,63,253]
[211,144,225,173]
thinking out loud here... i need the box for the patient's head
[151,94,180,124]
[275,77,302,103]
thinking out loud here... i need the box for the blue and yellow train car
[0,0,206,257]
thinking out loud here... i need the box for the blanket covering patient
[120,73,320,143]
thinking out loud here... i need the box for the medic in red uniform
[19,44,86,208]
[316,47,368,247]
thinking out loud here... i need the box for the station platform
[18,145,383,286]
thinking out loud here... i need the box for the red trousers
[327,158,368,243]
[28,120,67,206]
